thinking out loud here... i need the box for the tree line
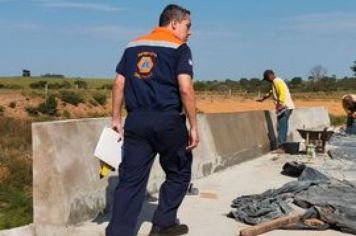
[194,62,356,93]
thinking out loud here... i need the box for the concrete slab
[0,225,34,236]
[146,154,350,236]
[64,154,351,236]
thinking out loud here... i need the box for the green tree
[194,81,208,91]
[290,77,303,86]
[317,77,337,91]
[249,78,261,91]
[239,78,249,89]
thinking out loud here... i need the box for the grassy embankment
[0,118,32,229]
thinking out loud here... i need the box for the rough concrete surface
[206,111,270,169]
[61,154,351,236]
[32,117,112,231]
[2,154,351,235]
[0,225,33,236]
[286,107,331,142]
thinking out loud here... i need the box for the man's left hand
[186,127,199,151]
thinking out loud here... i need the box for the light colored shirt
[265,77,295,109]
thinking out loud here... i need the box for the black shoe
[148,224,189,236]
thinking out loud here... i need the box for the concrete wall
[32,118,112,236]
[287,107,330,142]
[26,107,329,235]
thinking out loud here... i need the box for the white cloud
[44,2,119,12]
[289,12,356,32]
[195,29,240,39]
[32,0,122,12]
[0,22,41,31]
[13,23,41,30]
[67,25,144,41]
[1,0,122,12]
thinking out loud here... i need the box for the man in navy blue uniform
[106,4,199,236]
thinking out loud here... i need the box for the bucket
[306,144,316,159]
[284,142,300,155]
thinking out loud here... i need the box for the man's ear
[171,20,177,30]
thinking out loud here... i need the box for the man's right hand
[112,121,123,142]
[186,127,199,151]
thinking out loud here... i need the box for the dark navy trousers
[106,112,192,236]
[346,116,356,134]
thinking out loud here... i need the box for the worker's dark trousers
[277,109,292,147]
[346,117,356,135]
[106,112,192,236]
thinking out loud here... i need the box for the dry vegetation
[0,90,348,120]
[0,118,32,229]
[195,92,345,116]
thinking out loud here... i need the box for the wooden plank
[239,213,301,236]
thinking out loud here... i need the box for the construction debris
[239,212,301,236]
[297,128,334,153]
[229,133,356,235]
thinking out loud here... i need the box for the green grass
[292,91,355,100]
[0,117,32,230]
[330,114,347,126]
[0,187,32,229]
[0,76,113,90]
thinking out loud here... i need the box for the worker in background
[257,70,295,152]
[342,94,356,134]
[106,4,198,236]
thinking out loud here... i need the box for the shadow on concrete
[133,198,158,235]
[92,176,118,224]
[92,175,158,234]
[264,111,277,150]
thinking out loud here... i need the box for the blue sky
[1,0,356,80]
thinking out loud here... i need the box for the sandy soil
[0,91,345,119]
[0,91,112,119]
[196,95,344,115]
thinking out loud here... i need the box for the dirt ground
[0,91,345,119]
[196,95,344,115]
[0,91,111,119]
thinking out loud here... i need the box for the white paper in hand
[94,127,122,170]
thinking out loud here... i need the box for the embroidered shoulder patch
[134,52,157,79]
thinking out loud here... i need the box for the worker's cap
[263,70,274,80]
